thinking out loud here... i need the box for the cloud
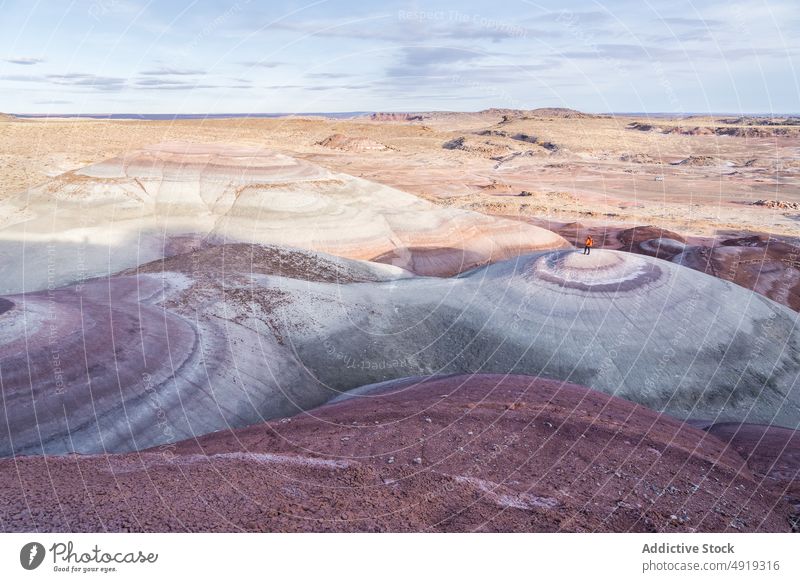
[386,46,487,78]
[46,73,127,90]
[261,84,305,89]
[379,45,507,90]
[537,9,612,24]
[4,57,45,65]
[658,28,714,43]
[135,78,196,88]
[3,69,254,93]
[561,43,681,62]
[306,72,354,79]
[266,14,540,44]
[238,60,284,68]
[0,74,39,82]
[647,15,723,42]
[715,46,798,60]
[140,67,205,76]
[306,83,371,91]
[134,77,251,91]
[449,62,557,83]
[658,17,723,27]
[561,42,797,64]
[402,46,483,66]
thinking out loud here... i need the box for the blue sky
[0,0,797,114]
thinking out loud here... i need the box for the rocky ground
[1,375,794,532]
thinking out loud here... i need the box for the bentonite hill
[1,375,792,532]
[1,114,798,533]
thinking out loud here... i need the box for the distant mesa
[316,133,392,152]
[486,107,591,120]
[363,108,591,124]
[722,115,800,127]
[527,107,590,118]
[626,120,800,138]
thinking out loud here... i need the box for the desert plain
[0,108,798,532]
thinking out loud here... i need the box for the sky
[0,0,797,114]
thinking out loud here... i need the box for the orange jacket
[585,237,593,247]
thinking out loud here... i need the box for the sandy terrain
[3,111,799,240]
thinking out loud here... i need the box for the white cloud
[4,56,45,65]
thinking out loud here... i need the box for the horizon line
[9,110,800,119]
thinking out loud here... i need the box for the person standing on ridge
[583,235,593,255]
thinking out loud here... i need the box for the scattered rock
[443,136,514,157]
[751,199,800,210]
[673,155,719,167]
[619,152,661,164]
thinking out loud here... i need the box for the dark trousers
[584,246,591,255]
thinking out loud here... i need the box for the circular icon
[20,542,46,570]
